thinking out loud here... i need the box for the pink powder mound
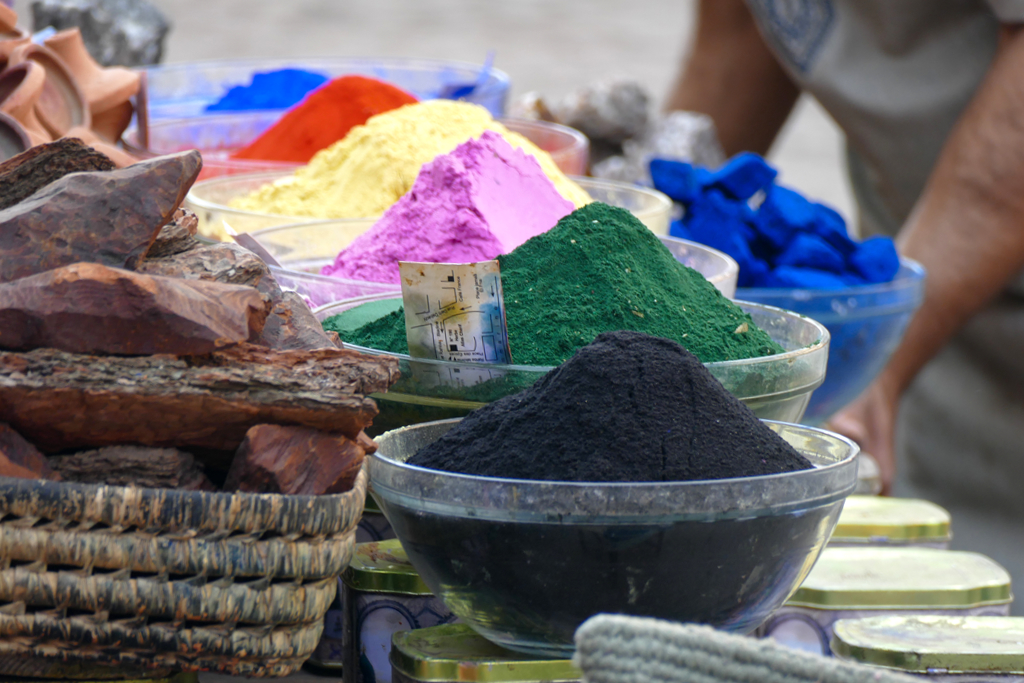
[320,130,575,284]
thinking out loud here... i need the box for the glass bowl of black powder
[367,332,858,658]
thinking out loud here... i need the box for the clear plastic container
[370,419,859,657]
[736,259,926,425]
[142,57,511,119]
[579,176,672,235]
[123,114,587,181]
[256,228,735,299]
[270,265,398,309]
[833,615,1024,680]
[185,172,671,241]
[315,300,828,433]
[759,548,1012,657]
[503,118,589,176]
[123,110,300,181]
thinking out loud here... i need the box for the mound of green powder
[330,202,784,364]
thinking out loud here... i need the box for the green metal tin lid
[833,615,1024,674]
[787,547,1011,609]
[831,496,951,543]
[390,624,581,683]
[342,539,433,595]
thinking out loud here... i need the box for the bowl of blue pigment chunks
[141,56,511,120]
[369,331,860,658]
[315,202,827,435]
[651,153,926,425]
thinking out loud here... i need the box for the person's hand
[827,375,900,494]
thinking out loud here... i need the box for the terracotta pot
[64,125,138,168]
[7,42,90,138]
[0,3,17,34]
[0,62,51,146]
[0,33,30,68]
[44,28,140,115]
[133,70,149,149]
[0,110,31,161]
[91,98,134,142]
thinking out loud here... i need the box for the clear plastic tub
[370,419,859,657]
[185,172,671,241]
[579,176,672,235]
[123,115,588,181]
[502,118,589,176]
[123,110,299,181]
[315,300,828,433]
[736,258,925,425]
[256,228,735,299]
[142,57,511,119]
[270,266,398,309]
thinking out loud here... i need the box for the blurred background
[13,0,855,222]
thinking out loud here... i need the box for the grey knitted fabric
[573,615,917,683]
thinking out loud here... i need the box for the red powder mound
[231,75,418,163]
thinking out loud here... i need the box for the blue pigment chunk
[849,237,900,284]
[763,266,850,290]
[811,202,857,256]
[755,185,815,250]
[650,159,712,204]
[685,191,762,284]
[709,152,778,201]
[206,68,329,112]
[776,232,846,273]
[666,152,902,291]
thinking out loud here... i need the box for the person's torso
[745,0,1000,237]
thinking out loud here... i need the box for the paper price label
[399,261,512,364]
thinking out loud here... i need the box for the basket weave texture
[0,467,367,677]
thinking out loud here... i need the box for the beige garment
[747,0,1024,611]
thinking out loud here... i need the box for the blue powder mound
[205,69,329,112]
[653,153,900,289]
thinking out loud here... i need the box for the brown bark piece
[0,262,271,355]
[0,343,399,453]
[0,150,202,283]
[143,208,199,259]
[139,229,340,351]
[0,138,115,212]
[139,239,277,295]
[256,290,340,351]
[0,454,43,480]
[356,430,378,455]
[0,424,57,479]
[49,446,215,490]
[225,425,365,495]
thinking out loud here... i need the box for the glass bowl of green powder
[255,228,735,308]
[317,297,828,434]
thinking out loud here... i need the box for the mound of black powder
[408,331,812,482]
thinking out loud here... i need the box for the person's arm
[665,0,800,156]
[830,24,1024,492]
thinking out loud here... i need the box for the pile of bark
[0,140,400,495]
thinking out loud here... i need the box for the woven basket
[0,467,367,678]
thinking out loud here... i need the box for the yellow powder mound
[230,100,591,218]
